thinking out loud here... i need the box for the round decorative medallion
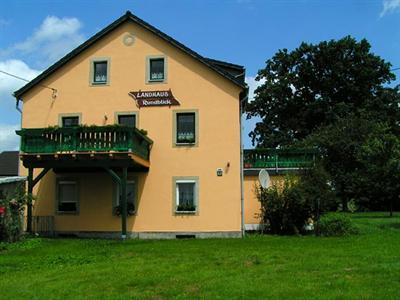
[123,33,135,46]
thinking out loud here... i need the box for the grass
[1,212,399,299]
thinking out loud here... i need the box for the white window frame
[175,180,197,213]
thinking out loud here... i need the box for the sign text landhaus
[129,90,180,107]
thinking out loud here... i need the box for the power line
[0,69,57,93]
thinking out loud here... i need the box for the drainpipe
[15,98,23,114]
[239,88,249,237]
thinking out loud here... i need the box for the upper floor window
[176,112,196,144]
[94,61,108,83]
[147,56,167,83]
[118,114,136,127]
[62,116,79,128]
[90,58,110,85]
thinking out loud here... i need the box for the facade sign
[129,90,180,107]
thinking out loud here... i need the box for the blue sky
[0,0,399,151]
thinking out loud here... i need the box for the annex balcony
[16,126,153,169]
[243,148,317,171]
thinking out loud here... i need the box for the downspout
[239,88,249,237]
[15,96,22,177]
[15,98,22,113]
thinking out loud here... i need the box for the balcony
[243,148,317,170]
[16,126,153,169]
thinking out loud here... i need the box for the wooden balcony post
[27,167,34,233]
[121,167,128,240]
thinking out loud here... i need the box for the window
[115,180,137,215]
[118,114,136,127]
[57,180,79,213]
[149,57,165,82]
[62,116,79,128]
[176,113,195,144]
[93,61,108,84]
[175,180,197,213]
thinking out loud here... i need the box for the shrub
[317,212,358,236]
[257,164,337,235]
[0,183,29,242]
[257,176,312,235]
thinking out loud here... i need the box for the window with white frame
[175,180,197,213]
[57,180,79,213]
[115,180,136,215]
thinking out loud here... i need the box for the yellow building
[14,11,247,239]
[14,11,315,238]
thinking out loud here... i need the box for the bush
[0,183,28,242]
[257,176,312,235]
[317,213,358,236]
[257,164,337,235]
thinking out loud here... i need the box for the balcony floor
[20,151,150,171]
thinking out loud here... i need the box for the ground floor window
[57,179,79,213]
[174,177,198,214]
[114,180,137,215]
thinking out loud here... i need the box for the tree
[301,116,400,215]
[246,36,398,148]
[304,116,378,211]
[356,123,400,216]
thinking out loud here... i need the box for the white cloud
[1,16,84,66]
[245,76,266,102]
[0,59,41,97]
[380,0,400,17]
[0,124,20,151]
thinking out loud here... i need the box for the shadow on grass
[379,223,400,230]
[351,214,398,219]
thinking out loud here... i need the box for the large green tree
[304,116,400,212]
[246,36,398,148]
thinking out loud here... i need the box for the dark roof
[14,11,246,99]
[205,58,245,84]
[0,151,19,176]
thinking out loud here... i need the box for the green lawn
[1,213,399,299]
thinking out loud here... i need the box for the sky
[0,0,399,151]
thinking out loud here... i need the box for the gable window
[149,58,164,81]
[62,116,79,128]
[175,179,197,213]
[176,112,196,144]
[57,179,79,213]
[114,180,137,216]
[90,58,110,85]
[93,61,108,83]
[118,114,136,127]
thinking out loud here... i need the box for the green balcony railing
[16,126,153,161]
[243,148,317,169]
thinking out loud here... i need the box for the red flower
[0,206,5,215]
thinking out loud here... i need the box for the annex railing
[16,126,153,161]
[243,148,317,169]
